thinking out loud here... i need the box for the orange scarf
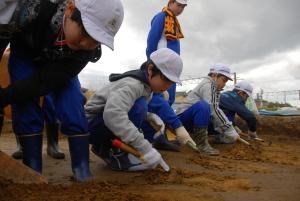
[162,7,184,40]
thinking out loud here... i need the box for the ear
[147,63,154,79]
[64,0,76,17]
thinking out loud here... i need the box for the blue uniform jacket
[146,11,180,58]
[220,91,257,132]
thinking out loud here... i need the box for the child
[85,48,184,171]
[0,0,124,181]
[220,80,260,140]
[177,64,239,154]
[144,0,188,149]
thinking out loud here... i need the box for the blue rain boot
[46,123,65,159]
[12,135,23,159]
[19,134,43,173]
[68,135,93,182]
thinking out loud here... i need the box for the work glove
[175,126,197,148]
[147,112,165,139]
[143,147,164,169]
[223,126,239,143]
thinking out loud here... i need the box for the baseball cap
[75,0,124,50]
[176,0,188,5]
[150,48,183,84]
[234,80,253,96]
[209,63,232,80]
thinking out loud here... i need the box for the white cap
[75,0,124,50]
[176,0,188,5]
[234,80,253,96]
[209,63,232,80]
[150,48,183,84]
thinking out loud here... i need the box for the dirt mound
[0,179,149,201]
[237,115,300,138]
[137,168,251,192]
[0,116,300,201]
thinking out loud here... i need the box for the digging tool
[0,150,48,184]
[112,139,170,172]
[165,127,198,151]
[239,132,264,142]
[237,137,250,146]
[149,119,197,151]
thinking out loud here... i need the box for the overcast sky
[79,0,300,106]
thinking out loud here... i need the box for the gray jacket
[85,77,153,154]
[177,76,232,130]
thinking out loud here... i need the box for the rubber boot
[46,123,65,159]
[12,135,23,159]
[191,128,220,156]
[68,135,93,182]
[18,134,43,173]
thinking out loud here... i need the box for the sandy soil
[0,116,300,201]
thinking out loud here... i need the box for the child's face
[237,91,249,101]
[215,75,229,91]
[148,66,174,93]
[63,2,99,50]
[169,1,186,16]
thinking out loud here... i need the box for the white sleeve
[201,83,232,130]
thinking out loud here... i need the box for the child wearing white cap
[176,63,240,154]
[85,48,192,171]
[143,0,189,151]
[0,0,124,181]
[220,80,261,141]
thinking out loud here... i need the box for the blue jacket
[146,11,180,58]
[149,93,182,129]
[220,91,257,132]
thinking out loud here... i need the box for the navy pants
[8,48,88,136]
[178,100,211,132]
[42,95,58,125]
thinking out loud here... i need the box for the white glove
[248,130,258,139]
[147,112,165,139]
[143,148,163,169]
[223,126,239,143]
[175,126,195,145]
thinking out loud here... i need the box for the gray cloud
[82,0,300,107]
[123,0,300,78]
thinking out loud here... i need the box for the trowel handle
[112,139,170,172]
[237,137,250,145]
[112,139,143,158]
